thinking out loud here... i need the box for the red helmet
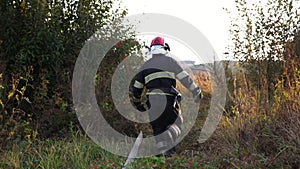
[150,37,164,47]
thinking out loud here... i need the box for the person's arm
[131,71,148,111]
[171,58,203,102]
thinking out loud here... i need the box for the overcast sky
[119,0,237,63]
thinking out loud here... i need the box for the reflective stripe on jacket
[132,54,200,99]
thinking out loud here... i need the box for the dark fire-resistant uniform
[131,48,202,156]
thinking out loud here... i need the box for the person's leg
[148,95,183,156]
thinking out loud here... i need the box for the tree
[226,0,300,113]
[0,0,139,141]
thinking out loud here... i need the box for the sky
[119,0,237,64]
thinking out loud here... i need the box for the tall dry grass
[176,60,300,168]
[211,61,300,168]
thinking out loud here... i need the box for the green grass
[1,121,299,169]
[0,131,124,169]
[0,130,219,169]
[1,105,299,169]
[1,84,299,169]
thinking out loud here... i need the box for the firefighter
[130,36,202,156]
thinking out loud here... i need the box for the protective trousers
[147,94,183,156]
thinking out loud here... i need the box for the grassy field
[0,130,218,169]
[1,117,298,169]
[1,70,299,169]
[1,107,299,168]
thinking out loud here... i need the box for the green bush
[0,0,139,140]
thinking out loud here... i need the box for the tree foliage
[218,1,300,167]
[0,0,140,143]
[226,0,300,112]
[228,0,300,61]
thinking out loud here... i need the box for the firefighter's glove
[192,87,203,103]
[134,101,147,112]
[131,96,147,112]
